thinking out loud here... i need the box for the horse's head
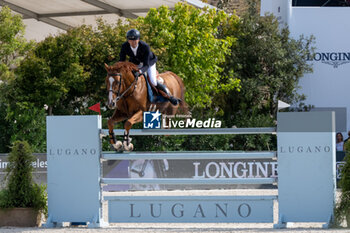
[104,62,139,109]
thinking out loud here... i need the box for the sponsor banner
[290,8,350,132]
[106,196,274,223]
[260,4,350,133]
[161,159,277,190]
[0,154,47,171]
[0,153,47,187]
[0,152,347,190]
[307,52,350,69]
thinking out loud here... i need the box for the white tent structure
[0,0,215,41]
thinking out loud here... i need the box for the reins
[108,72,138,104]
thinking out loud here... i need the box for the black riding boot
[156,82,179,106]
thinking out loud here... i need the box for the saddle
[142,72,168,104]
[143,72,158,95]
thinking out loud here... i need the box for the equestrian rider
[119,29,179,106]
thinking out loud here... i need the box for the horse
[104,61,187,151]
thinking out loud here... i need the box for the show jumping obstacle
[44,112,336,228]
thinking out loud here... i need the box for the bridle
[108,72,139,105]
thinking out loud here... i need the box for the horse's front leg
[108,111,127,151]
[123,110,143,151]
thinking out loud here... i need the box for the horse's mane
[111,61,138,73]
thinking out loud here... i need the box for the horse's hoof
[123,142,134,151]
[112,141,123,151]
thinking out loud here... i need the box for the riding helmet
[126,29,140,40]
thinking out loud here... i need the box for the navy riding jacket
[119,41,157,73]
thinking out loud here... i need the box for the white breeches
[139,63,157,86]
[148,64,157,86]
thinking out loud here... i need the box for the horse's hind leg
[108,112,127,151]
[123,110,143,151]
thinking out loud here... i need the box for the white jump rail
[101,127,277,136]
[101,151,277,160]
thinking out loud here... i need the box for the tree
[218,0,314,126]
[0,6,42,153]
[14,21,131,116]
[4,3,237,151]
[0,6,33,81]
[335,141,350,227]
[204,0,314,150]
[14,27,94,115]
[0,101,12,152]
[136,3,240,108]
[13,3,240,114]
[0,77,46,152]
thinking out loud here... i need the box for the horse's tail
[165,71,189,114]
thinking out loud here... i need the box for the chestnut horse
[105,61,187,151]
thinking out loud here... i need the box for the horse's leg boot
[109,131,116,144]
[156,82,180,106]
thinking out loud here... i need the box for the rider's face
[128,39,139,48]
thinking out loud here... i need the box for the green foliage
[346,140,350,156]
[226,113,276,151]
[6,101,46,152]
[14,3,239,117]
[217,0,314,131]
[13,21,130,116]
[0,77,46,153]
[0,1,314,153]
[0,7,43,153]
[111,0,311,152]
[0,102,13,152]
[0,6,33,81]
[335,140,350,227]
[0,83,46,153]
[0,141,47,216]
[138,3,240,107]
[1,17,128,151]
[8,3,241,153]
[15,27,93,115]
